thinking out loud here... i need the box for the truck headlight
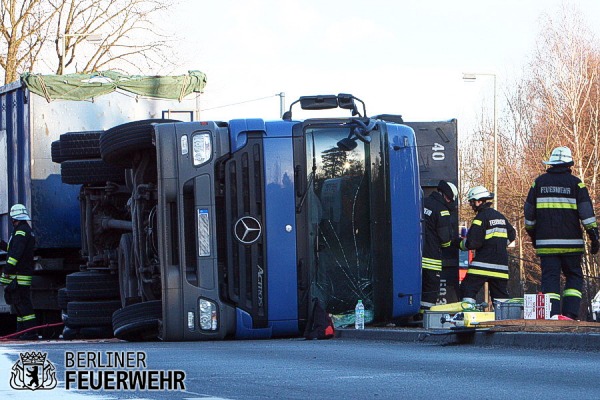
[199,298,218,331]
[192,133,211,166]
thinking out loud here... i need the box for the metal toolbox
[423,311,455,329]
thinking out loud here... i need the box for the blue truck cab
[143,94,423,340]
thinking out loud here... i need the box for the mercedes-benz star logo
[234,216,262,245]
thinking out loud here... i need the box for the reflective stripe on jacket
[524,165,597,255]
[2,221,35,280]
[0,273,32,286]
[464,203,516,279]
[422,192,452,272]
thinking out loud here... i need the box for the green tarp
[20,70,207,102]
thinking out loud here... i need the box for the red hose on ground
[0,322,64,340]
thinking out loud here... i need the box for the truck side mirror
[299,95,338,110]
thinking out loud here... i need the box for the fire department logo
[234,216,262,245]
[10,351,57,391]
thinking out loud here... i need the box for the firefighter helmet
[437,180,459,202]
[9,204,31,221]
[543,146,573,165]
[466,186,494,201]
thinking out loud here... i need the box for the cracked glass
[305,127,373,326]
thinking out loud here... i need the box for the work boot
[17,331,39,341]
[555,314,579,321]
[17,319,39,340]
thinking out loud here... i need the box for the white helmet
[543,146,573,165]
[437,180,458,202]
[466,185,494,201]
[9,204,31,221]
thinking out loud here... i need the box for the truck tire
[79,325,114,339]
[57,288,69,310]
[61,159,126,185]
[112,300,161,341]
[66,271,120,301]
[59,131,102,159]
[51,140,68,163]
[62,325,114,340]
[66,300,121,327]
[100,119,179,168]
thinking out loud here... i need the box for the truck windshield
[305,127,372,319]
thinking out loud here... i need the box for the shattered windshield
[305,127,373,326]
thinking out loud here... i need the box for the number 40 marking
[432,143,445,160]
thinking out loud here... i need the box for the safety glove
[587,227,600,255]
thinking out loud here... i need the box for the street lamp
[463,72,498,210]
[276,92,286,118]
[60,33,103,74]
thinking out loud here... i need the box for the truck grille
[219,138,267,328]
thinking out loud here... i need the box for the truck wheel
[118,233,140,308]
[66,300,121,327]
[57,288,69,310]
[79,325,114,339]
[59,131,103,159]
[62,325,80,340]
[112,300,161,341]
[61,159,126,185]
[100,119,179,168]
[61,325,114,340]
[66,271,120,301]
[51,140,68,163]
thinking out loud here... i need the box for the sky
[165,0,600,131]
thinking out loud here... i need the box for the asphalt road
[1,336,599,400]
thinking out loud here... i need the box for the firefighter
[419,180,458,316]
[459,185,516,304]
[0,204,38,340]
[524,146,599,320]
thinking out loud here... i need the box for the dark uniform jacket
[0,221,35,286]
[461,203,516,280]
[422,191,452,272]
[524,165,597,255]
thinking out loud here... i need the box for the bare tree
[0,0,60,83]
[0,0,175,85]
[469,4,600,307]
[524,7,600,295]
[528,6,599,185]
[55,0,175,75]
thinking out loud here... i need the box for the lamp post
[60,33,103,74]
[277,92,286,118]
[463,72,498,210]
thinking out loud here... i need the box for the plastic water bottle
[355,300,365,330]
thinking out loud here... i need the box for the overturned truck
[3,75,458,340]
